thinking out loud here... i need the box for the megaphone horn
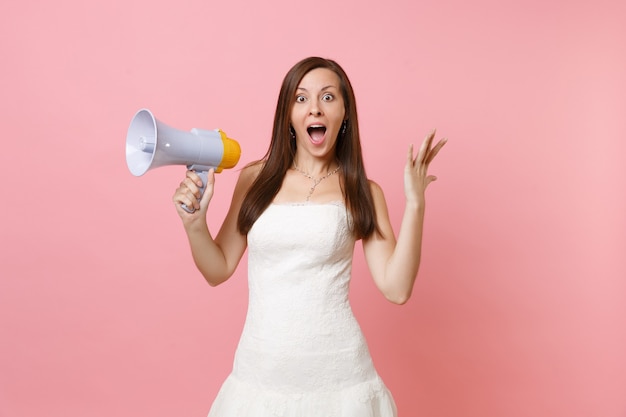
[125,108,241,213]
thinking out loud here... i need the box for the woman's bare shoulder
[234,160,265,193]
[368,178,385,199]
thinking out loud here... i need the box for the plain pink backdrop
[1,0,625,416]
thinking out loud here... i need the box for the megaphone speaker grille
[126,109,157,176]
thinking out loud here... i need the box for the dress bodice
[247,203,355,304]
[243,203,358,354]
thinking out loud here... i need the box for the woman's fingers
[173,171,204,212]
[198,169,215,208]
[414,130,447,168]
[425,137,447,165]
[415,129,436,165]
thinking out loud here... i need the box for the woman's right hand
[172,169,215,222]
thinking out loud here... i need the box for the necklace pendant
[293,163,341,202]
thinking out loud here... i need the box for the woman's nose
[309,104,322,116]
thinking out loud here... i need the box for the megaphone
[126,108,241,213]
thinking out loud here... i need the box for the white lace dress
[207,203,397,417]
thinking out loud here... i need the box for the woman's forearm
[381,201,426,304]
[184,222,232,287]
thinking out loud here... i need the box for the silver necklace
[293,163,341,202]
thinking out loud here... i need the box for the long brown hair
[237,57,379,240]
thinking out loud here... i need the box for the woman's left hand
[404,129,447,205]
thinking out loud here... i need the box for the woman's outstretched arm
[172,164,259,286]
[363,130,446,304]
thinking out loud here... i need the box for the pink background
[1,0,625,416]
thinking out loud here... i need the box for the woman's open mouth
[307,125,326,145]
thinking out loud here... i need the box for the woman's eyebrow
[296,85,337,92]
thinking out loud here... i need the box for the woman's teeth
[307,126,326,143]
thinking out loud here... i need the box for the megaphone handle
[181,170,208,213]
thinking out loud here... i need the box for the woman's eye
[295,95,307,103]
[322,94,333,101]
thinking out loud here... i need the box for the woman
[173,57,446,416]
